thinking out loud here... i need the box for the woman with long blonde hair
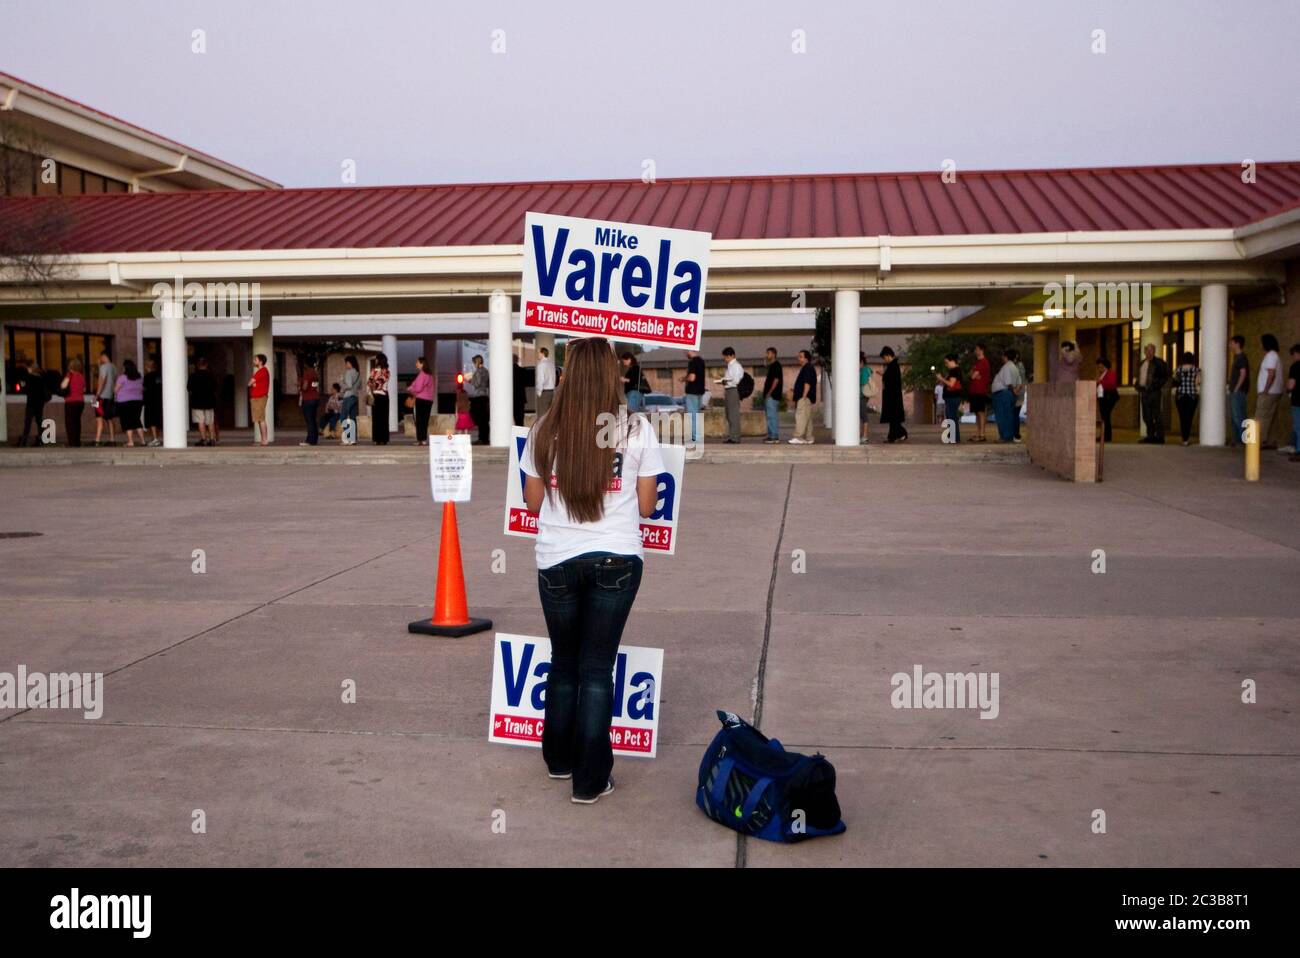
[520,337,663,804]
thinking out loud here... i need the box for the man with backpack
[717,346,746,444]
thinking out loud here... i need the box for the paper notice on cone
[430,434,473,502]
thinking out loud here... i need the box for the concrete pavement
[0,446,1297,866]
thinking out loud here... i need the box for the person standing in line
[1227,335,1250,446]
[620,352,644,413]
[1286,344,1300,462]
[298,357,321,447]
[786,350,818,445]
[188,357,218,446]
[369,353,391,445]
[1172,352,1201,447]
[858,352,875,445]
[408,356,434,445]
[535,347,556,418]
[15,360,48,447]
[143,357,163,447]
[1256,334,1288,451]
[1010,348,1027,440]
[93,350,117,447]
[60,359,86,448]
[966,343,991,442]
[680,349,706,443]
[1057,341,1081,383]
[512,355,528,427]
[1097,357,1120,443]
[340,355,361,445]
[1136,343,1170,444]
[879,346,908,443]
[321,384,343,440]
[114,358,146,447]
[468,354,490,445]
[717,346,744,444]
[519,336,663,805]
[762,347,783,444]
[249,352,272,446]
[934,353,964,443]
[990,350,1023,443]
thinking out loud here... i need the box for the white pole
[382,333,399,435]
[233,340,250,428]
[1199,284,1228,447]
[160,297,188,449]
[488,291,513,447]
[833,289,861,446]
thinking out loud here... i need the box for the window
[4,327,112,394]
[1163,308,1200,367]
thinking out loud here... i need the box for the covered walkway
[4,161,1300,450]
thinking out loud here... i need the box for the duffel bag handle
[738,776,774,828]
[710,757,776,830]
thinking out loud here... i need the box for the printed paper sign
[429,434,472,502]
[503,425,685,555]
[521,211,711,350]
[489,633,663,758]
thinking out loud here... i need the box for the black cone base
[408,616,493,637]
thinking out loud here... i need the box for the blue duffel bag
[696,710,846,842]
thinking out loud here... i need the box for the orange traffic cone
[408,500,492,637]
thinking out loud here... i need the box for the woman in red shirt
[60,359,86,447]
[1097,357,1120,442]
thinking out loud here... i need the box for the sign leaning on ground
[521,211,711,350]
[489,633,663,757]
[428,433,473,502]
[503,426,686,555]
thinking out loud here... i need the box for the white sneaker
[787,437,804,444]
[571,779,615,804]
[1280,445,1297,454]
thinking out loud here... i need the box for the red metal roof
[6,162,1300,254]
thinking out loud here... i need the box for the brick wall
[1026,381,1098,482]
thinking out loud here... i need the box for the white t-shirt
[520,414,666,569]
[1258,351,1283,394]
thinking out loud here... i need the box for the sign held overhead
[521,211,711,350]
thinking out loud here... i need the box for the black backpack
[736,372,755,400]
[696,711,846,842]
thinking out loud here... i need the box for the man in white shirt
[1256,334,1287,450]
[535,347,556,417]
[990,351,1024,443]
[716,347,744,444]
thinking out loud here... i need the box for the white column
[534,332,555,359]
[833,289,860,446]
[160,297,188,449]
[1199,284,1228,447]
[1138,302,1163,438]
[251,315,274,443]
[233,340,250,428]
[0,321,8,444]
[488,291,513,446]
[382,333,399,435]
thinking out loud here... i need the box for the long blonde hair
[530,337,623,523]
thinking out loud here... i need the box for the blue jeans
[685,393,702,442]
[341,395,359,440]
[1291,403,1300,450]
[993,389,1016,441]
[943,396,962,443]
[301,400,319,445]
[1230,391,1247,444]
[626,390,644,412]
[764,396,779,439]
[537,551,644,798]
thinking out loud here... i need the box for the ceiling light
[1012,320,1029,327]
[1027,314,1043,323]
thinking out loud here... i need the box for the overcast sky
[3,0,1298,188]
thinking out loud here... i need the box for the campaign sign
[521,211,711,350]
[428,433,472,502]
[490,633,663,757]
[503,425,685,555]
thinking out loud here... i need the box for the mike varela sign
[489,633,663,757]
[521,211,710,350]
[503,426,686,554]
